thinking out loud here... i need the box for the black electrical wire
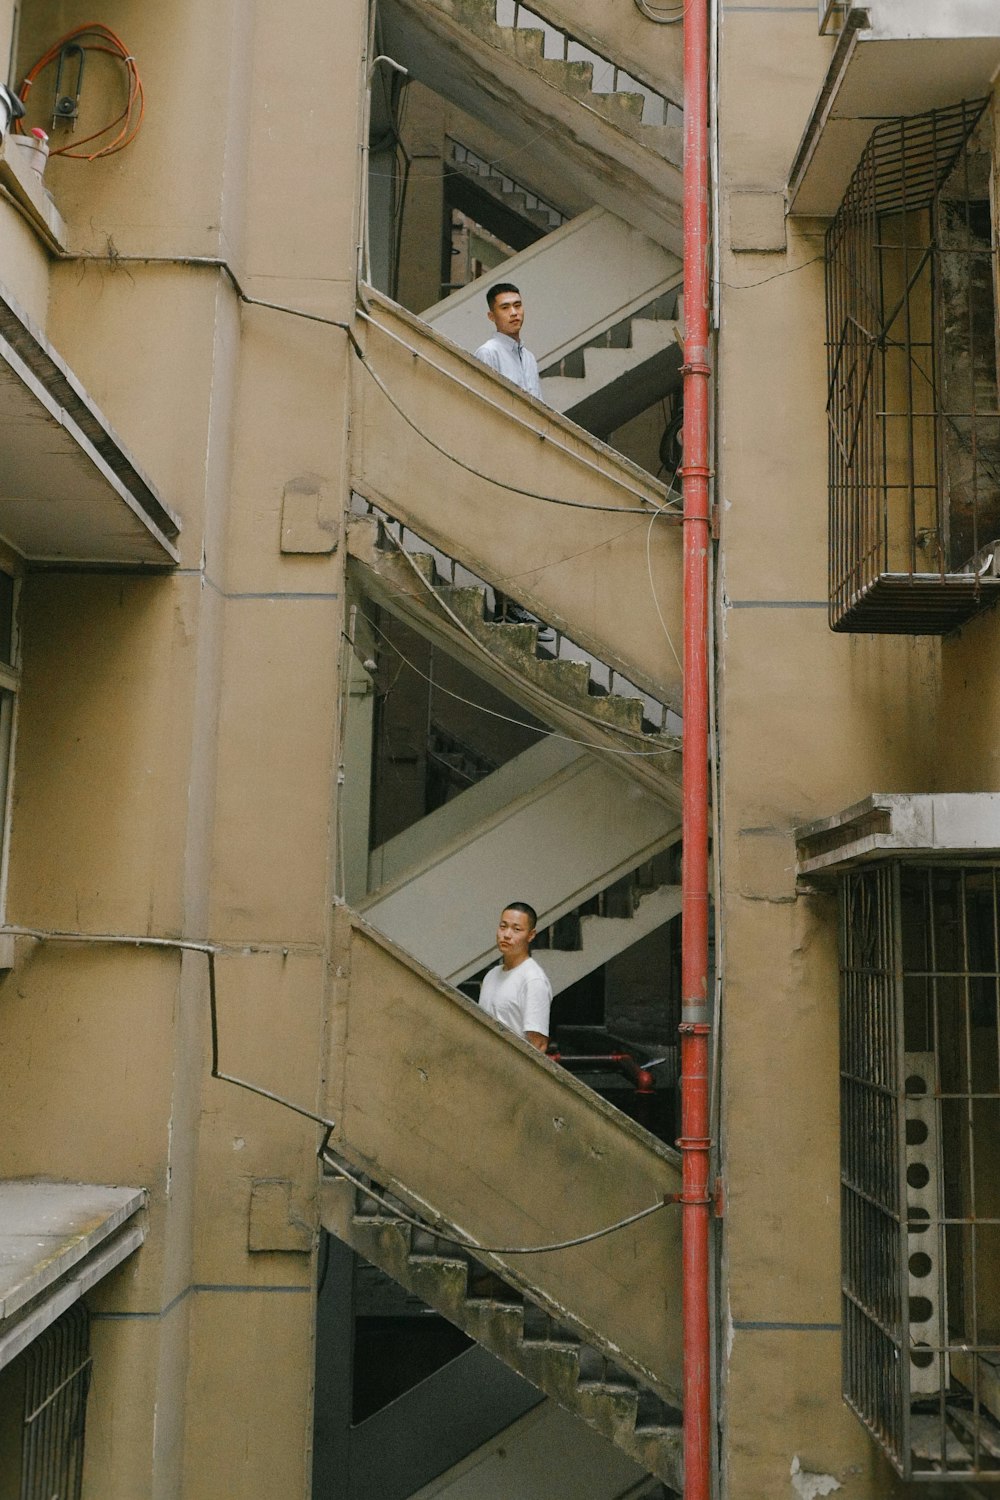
[5,924,679,1258]
[347,325,681,518]
[320,1139,675,1257]
[353,610,680,760]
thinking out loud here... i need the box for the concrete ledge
[0,1180,146,1370]
[796,793,1000,879]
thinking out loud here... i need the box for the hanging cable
[5,922,679,1257]
[353,611,681,761]
[3,925,338,1129]
[645,487,684,673]
[634,0,686,22]
[320,1143,676,1256]
[380,528,677,748]
[17,25,144,159]
[350,315,682,518]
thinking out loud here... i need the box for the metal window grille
[825,99,1000,633]
[840,862,1000,1479]
[20,1304,91,1500]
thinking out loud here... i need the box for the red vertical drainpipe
[679,0,712,1489]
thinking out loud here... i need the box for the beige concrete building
[0,1,997,1497]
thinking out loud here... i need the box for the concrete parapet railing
[326,905,684,1401]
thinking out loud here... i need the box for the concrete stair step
[324,1172,683,1489]
[347,511,682,807]
[579,1344,638,1387]
[541,319,680,409]
[534,53,596,99]
[447,155,561,234]
[508,25,548,66]
[475,0,673,150]
[371,542,664,742]
[592,88,647,125]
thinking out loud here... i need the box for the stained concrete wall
[0,0,366,1496]
[713,8,997,1498]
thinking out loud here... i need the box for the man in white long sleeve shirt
[472,283,552,636]
[479,901,552,1052]
[474,283,542,399]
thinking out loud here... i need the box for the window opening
[840,861,1000,1479]
[18,1304,91,1500]
[826,99,1000,632]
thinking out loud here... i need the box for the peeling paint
[790,1456,842,1498]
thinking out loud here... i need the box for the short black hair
[486,281,520,311]
[502,900,538,930]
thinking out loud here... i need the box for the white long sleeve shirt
[473,332,542,399]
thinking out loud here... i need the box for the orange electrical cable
[15,23,144,160]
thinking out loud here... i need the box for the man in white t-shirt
[478,901,552,1052]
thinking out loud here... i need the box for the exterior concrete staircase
[446,138,566,240]
[348,506,680,797]
[377,0,683,249]
[540,294,682,439]
[324,905,685,1486]
[350,291,685,713]
[322,1169,684,1493]
[360,733,680,982]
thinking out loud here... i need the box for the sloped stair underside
[489,0,684,124]
[325,908,684,1487]
[377,0,683,252]
[361,736,681,983]
[349,292,684,715]
[322,1174,683,1492]
[347,512,680,804]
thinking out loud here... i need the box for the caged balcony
[825,98,1000,633]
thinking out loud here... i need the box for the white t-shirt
[479,956,552,1040]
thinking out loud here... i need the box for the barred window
[841,862,1000,1478]
[0,1304,91,1499]
[826,99,1000,633]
